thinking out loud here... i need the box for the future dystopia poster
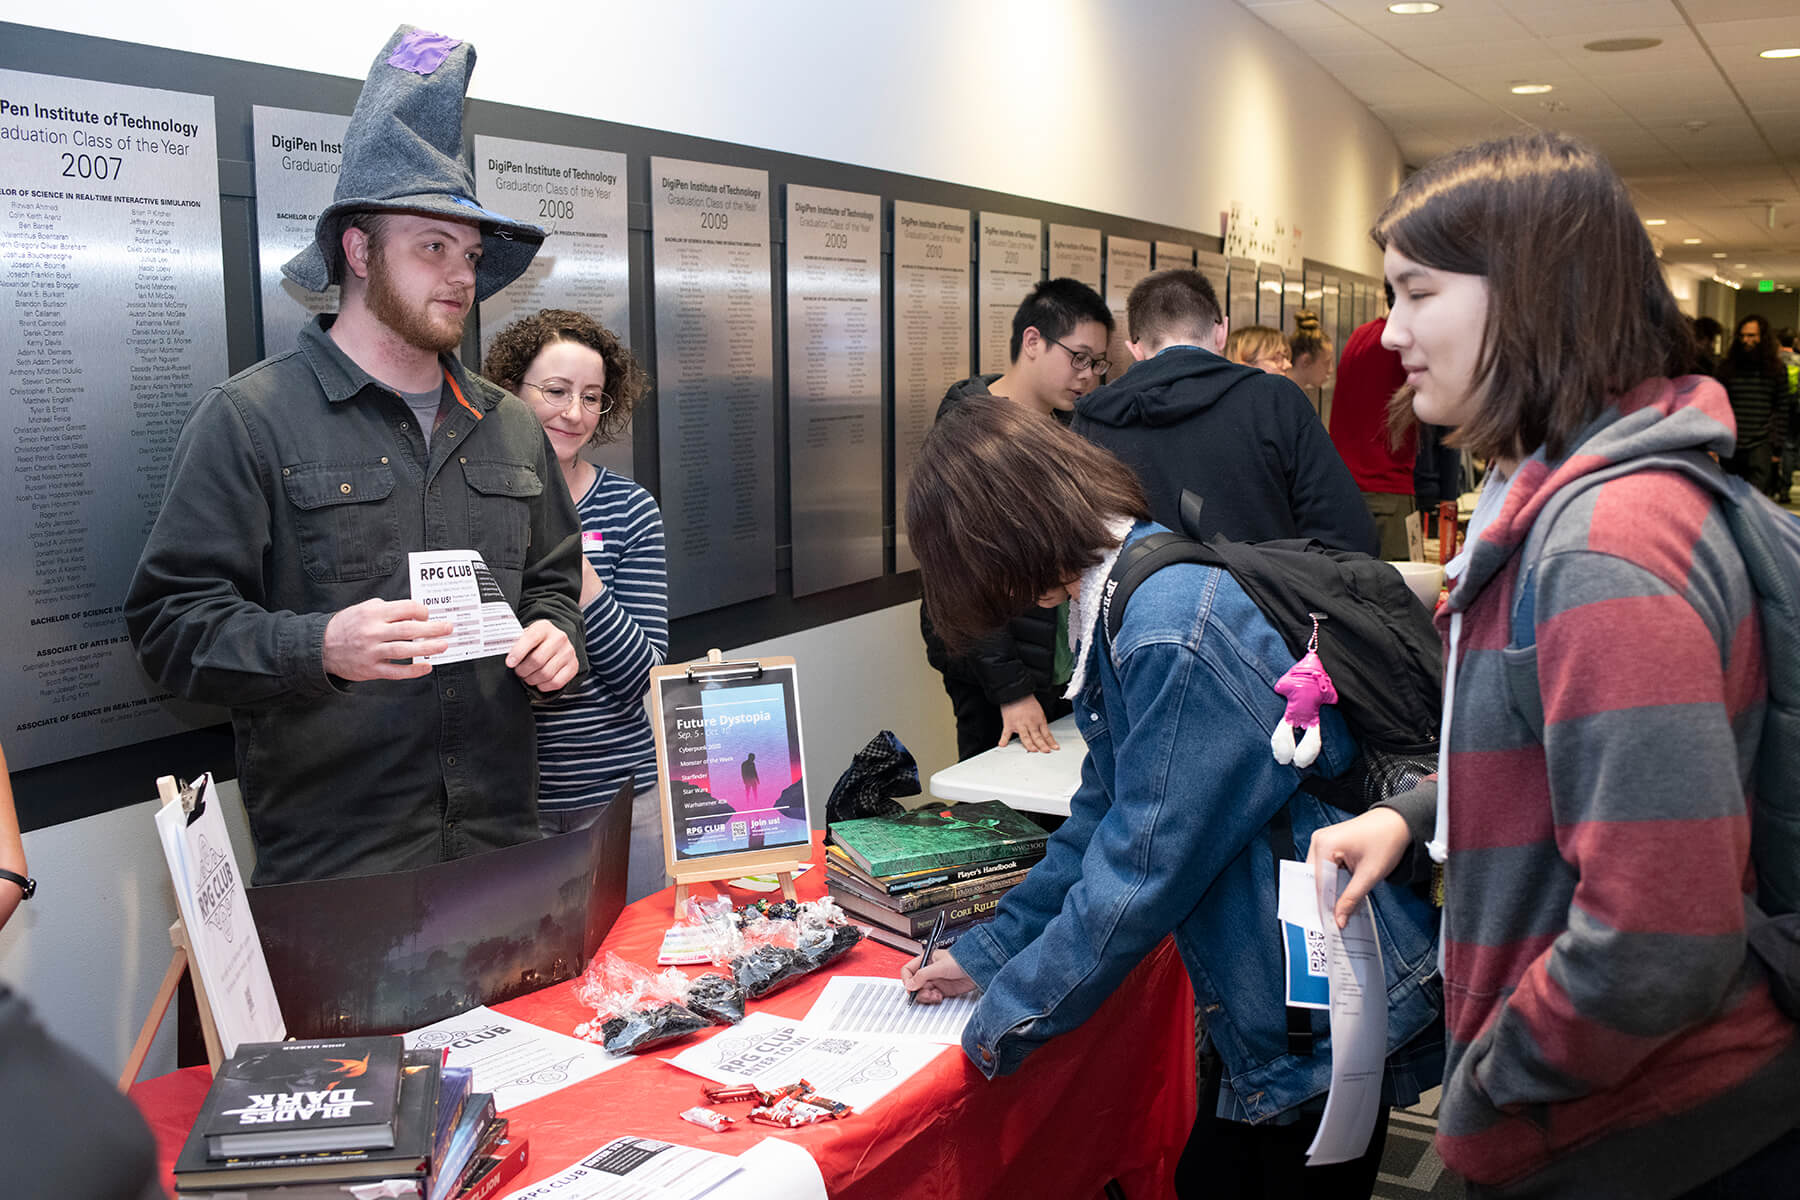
[659,665,810,861]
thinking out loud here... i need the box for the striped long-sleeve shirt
[535,468,668,812]
[1429,375,1800,1197]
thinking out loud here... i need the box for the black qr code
[814,1038,856,1055]
[1305,929,1328,976]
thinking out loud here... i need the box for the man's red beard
[364,247,471,354]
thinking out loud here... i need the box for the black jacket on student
[1072,346,1378,554]
[919,376,1071,760]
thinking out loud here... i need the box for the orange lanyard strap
[442,366,483,421]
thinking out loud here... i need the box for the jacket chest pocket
[281,461,400,583]
[462,459,542,571]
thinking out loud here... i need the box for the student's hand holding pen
[902,949,976,1006]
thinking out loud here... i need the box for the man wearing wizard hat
[128,27,587,885]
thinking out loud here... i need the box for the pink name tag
[581,530,605,549]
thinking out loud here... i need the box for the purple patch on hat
[387,30,461,75]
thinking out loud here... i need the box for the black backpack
[1103,492,1443,775]
[1101,494,1446,1056]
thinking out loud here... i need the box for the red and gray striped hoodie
[1429,374,1800,1197]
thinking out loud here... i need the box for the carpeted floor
[1374,1088,1464,1200]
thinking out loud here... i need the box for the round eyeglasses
[520,379,613,415]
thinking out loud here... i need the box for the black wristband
[0,868,34,900]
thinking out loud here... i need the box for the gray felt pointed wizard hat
[282,25,544,302]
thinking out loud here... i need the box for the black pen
[908,909,949,1006]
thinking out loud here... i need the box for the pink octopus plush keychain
[1271,613,1336,769]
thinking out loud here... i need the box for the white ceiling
[1240,0,1800,286]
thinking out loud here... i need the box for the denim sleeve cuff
[948,922,1010,992]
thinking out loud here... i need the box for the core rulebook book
[198,1034,406,1157]
[827,801,1048,878]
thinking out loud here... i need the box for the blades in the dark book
[828,801,1048,877]
[200,1035,405,1156]
[176,1048,439,1188]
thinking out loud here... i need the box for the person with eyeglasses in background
[1074,269,1377,553]
[922,278,1117,760]
[1224,323,1292,374]
[484,310,671,901]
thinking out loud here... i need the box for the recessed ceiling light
[1511,83,1554,95]
[1585,37,1662,53]
[1713,252,1729,258]
[1644,219,1667,226]
[1753,270,1765,276]
[1735,263,1748,269]
[1682,237,1703,244]
[1388,2,1441,13]
[1760,47,1800,59]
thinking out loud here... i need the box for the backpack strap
[1101,532,1223,644]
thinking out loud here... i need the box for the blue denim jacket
[952,523,1444,1123]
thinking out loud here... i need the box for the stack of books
[826,800,1050,955]
[173,1035,528,1200]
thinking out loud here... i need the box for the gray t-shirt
[398,384,444,448]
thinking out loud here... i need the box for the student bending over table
[901,398,1444,1200]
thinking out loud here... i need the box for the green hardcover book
[828,864,1033,913]
[828,801,1048,878]
[825,843,1046,894]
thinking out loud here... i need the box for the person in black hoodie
[1073,269,1377,554]
[923,278,1114,759]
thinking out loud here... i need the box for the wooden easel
[652,650,808,913]
[118,776,225,1092]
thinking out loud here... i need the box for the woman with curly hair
[484,310,669,900]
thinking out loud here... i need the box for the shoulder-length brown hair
[482,309,646,446]
[907,397,1149,652]
[1372,131,1692,462]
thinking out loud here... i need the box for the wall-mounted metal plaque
[785,184,882,597]
[1,69,228,769]
[1104,236,1152,381]
[1227,256,1258,327]
[474,135,632,479]
[251,105,347,359]
[650,157,775,617]
[1048,223,1101,289]
[1257,262,1284,329]
[1321,273,1343,426]
[1323,275,1344,352]
[891,200,970,573]
[976,211,1041,375]
[1195,250,1229,313]
[1154,241,1194,270]
[1284,274,1307,336]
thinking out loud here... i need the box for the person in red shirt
[1329,310,1418,559]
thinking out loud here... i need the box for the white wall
[1,603,958,1079]
[15,0,1404,276]
[4,5,1403,1079]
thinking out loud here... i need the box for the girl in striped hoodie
[1309,131,1800,1198]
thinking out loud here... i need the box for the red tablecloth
[133,835,1196,1198]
